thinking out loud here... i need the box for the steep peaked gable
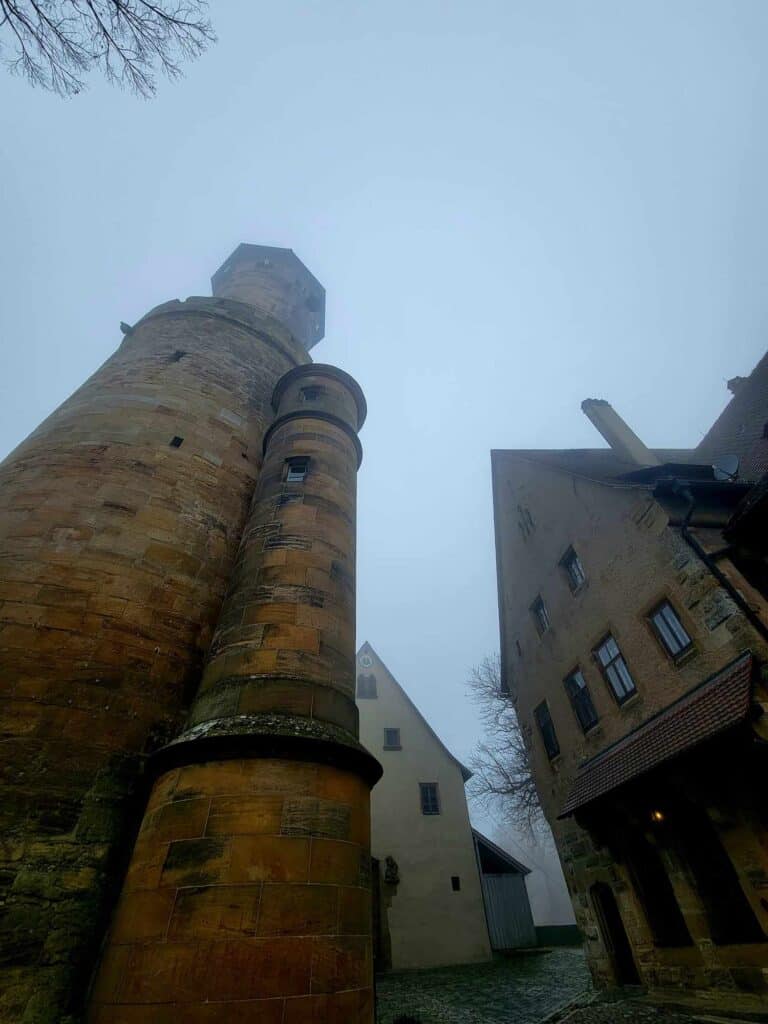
[357,640,472,783]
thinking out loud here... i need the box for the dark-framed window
[383,727,401,750]
[419,782,440,815]
[594,634,637,705]
[649,601,692,659]
[451,876,461,892]
[564,668,599,732]
[530,596,550,637]
[285,456,310,482]
[560,546,586,592]
[534,701,560,760]
[357,673,377,699]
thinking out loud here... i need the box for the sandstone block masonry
[0,246,339,1023]
[88,363,381,1022]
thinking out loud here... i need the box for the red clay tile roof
[559,652,753,818]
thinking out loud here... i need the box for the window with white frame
[649,601,692,659]
[285,456,310,482]
[594,634,637,705]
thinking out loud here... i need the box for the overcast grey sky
[2,0,768,802]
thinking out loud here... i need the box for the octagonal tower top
[211,244,325,351]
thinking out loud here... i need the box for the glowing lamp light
[650,810,665,823]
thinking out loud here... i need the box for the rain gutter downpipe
[671,480,768,645]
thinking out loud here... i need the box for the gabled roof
[357,641,472,783]
[472,829,530,875]
[491,448,700,486]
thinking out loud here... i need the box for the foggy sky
[2,0,768,832]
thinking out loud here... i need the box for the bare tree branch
[0,0,215,96]
[467,653,546,836]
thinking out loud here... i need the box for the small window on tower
[451,876,461,892]
[383,728,401,750]
[285,456,310,482]
[169,436,184,448]
[300,385,325,402]
[419,782,440,815]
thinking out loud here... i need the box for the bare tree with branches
[467,653,546,835]
[0,0,214,96]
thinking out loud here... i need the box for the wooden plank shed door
[481,873,537,950]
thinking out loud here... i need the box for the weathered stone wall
[491,453,768,1004]
[88,758,373,1023]
[88,364,379,1022]
[0,297,307,1023]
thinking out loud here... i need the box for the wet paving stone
[375,948,592,1024]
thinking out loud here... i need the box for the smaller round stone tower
[89,363,381,1022]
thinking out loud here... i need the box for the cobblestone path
[375,948,592,1024]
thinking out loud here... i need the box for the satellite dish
[713,454,740,481]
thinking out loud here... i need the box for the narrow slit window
[300,385,325,402]
[383,728,401,750]
[564,668,599,733]
[595,634,637,705]
[649,601,692,659]
[419,782,440,815]
[451,876,461,892]
[560,547,587,592]
[531,596,550,636]
[285,456,310,482]
[169,436,184,448]
[534,701,560,760]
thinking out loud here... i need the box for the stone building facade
[492,352,768,1011]
[0,245,380,1023]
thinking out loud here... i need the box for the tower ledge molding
[149,712,383,786]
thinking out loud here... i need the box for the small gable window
[285,456,310,482]
[357,674,377,699]
[419,782,440,815]
[383,728,401,750]
[560,547,587,592]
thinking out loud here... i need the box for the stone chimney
[581,399,661,466]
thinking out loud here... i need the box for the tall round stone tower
[89,362,380,1022]
[0,245,378,1023]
